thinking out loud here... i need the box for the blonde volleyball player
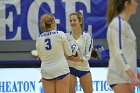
[36,13,72,93]
[66,12,93,93]
[106,0,140,93]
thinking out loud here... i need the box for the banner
[0,68,140,93]
[0,0,107,40]
[0,68,112,93]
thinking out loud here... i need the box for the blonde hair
[106,0,131,26]
[40,13,55,32]
[69,12,84,29]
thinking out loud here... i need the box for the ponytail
[40,13,54,32]
[40,20,46,32]
[106,0,118,26]
[106,0,131,26]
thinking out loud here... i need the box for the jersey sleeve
[36,37,39,53]
[83,33,93,62]
[60,31,72,56]
[108,20,130,71]
[35,36,41,58]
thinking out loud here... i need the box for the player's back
[36,30,70,63]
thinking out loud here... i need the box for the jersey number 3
[45,38,52,50]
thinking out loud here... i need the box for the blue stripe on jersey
[118,16,122,49]
[89,33,93,52]
[118,16,128,65]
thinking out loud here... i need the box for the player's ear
[124,0,131,7]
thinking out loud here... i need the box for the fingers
[67,56,81,62]
[67,56,73,61]
[133,78,140,86]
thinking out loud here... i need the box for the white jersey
[107,16,137,85]
[66,31,93,71]
[36,30,72,79]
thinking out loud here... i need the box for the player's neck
[119,12,131,22]
[72,30,82,40]
[72,27,82,34]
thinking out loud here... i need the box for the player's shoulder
[57,30,65,35]
[39,32,45,37]
[109,16,126,28]
[57,30,67,39]
[65,32,71,37]
[57,31,66,37]
[83,31,91,37]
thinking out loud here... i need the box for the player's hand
[72,56,80,62]
[67,56,73,61]
[67,56,83,62]
[132,78,140,86]
[137,71,140,79]
[31,50,38,56]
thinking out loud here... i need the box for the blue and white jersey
[107,16,137,85]
[66,31,93,71]
[36,30,72,79]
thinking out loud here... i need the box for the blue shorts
[42,73,69,81]
[69,67,90,78]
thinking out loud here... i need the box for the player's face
[69,15,81,30]
[127,0,138,15]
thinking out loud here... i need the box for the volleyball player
[106,0,140,93]
[66,12,93,93]
[36,13,72,93]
